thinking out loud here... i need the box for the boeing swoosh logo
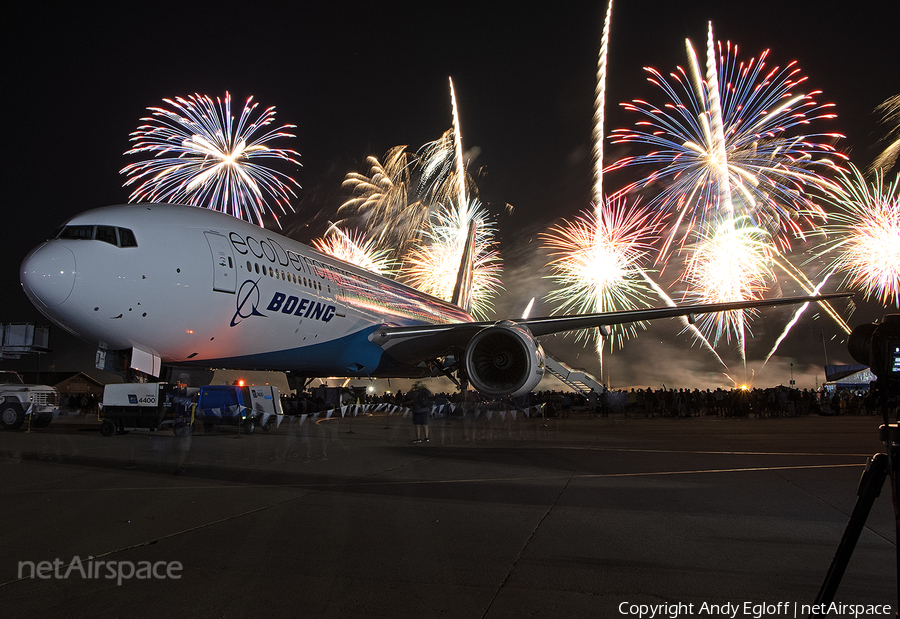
[231,279,266,327]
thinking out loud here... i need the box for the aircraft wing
[369,292,853,364]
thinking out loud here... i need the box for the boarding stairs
[544,356,604,395]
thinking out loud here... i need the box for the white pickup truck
[0,370,60,429]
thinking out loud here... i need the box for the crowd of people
[280,384,886,420]
[602,386,882,418]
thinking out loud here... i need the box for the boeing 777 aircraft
[20,204,849,397]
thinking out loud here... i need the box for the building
[21,371,106,411]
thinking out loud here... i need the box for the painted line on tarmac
[561,446,871,457]
[574,462,863,479]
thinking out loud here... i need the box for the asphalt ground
[0,410,896,618]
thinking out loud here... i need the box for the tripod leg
[811,453,888,618]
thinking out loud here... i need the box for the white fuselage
[21,204,473,377]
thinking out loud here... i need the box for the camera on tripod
[811,313,900,617]
[848,313,900,385]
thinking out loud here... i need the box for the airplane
[20,203,851,398]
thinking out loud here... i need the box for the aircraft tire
[100,419,117,437]
[1,403,25,430]
[244,418,255,434]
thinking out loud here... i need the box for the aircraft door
[204,232,236,293]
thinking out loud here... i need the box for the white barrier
[276,402,546,424]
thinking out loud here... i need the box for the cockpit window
[58,225,94,240]
[55,225,138,248]
[118,227,137,247]
[95,226,117,246]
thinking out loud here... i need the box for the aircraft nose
[21,242,76,308]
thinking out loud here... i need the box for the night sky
[4,1,897,389]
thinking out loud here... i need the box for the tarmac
[0,409,896,618]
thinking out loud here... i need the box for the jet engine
[464,321,545,398]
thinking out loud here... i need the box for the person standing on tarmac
[409,384,431,443]
[588,388,598,417]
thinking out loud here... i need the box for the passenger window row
[246,261,321,291]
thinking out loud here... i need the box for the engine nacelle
[464,321,545,398]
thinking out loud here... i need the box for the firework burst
[337,130,479,256]
[121,92,301,226]
[869,94,900,175]
[338,77,502,316]
[417,128,480,209]
[312,225,398,277]
[542,197,661,349]
[679,215,775,353]
[813,165,900,307]
[401,78,502,316]
[337,146,431,255]
[607,23,846,255]
[542,1,640,354]
[592,0,614,206]
[402,199,502,319]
